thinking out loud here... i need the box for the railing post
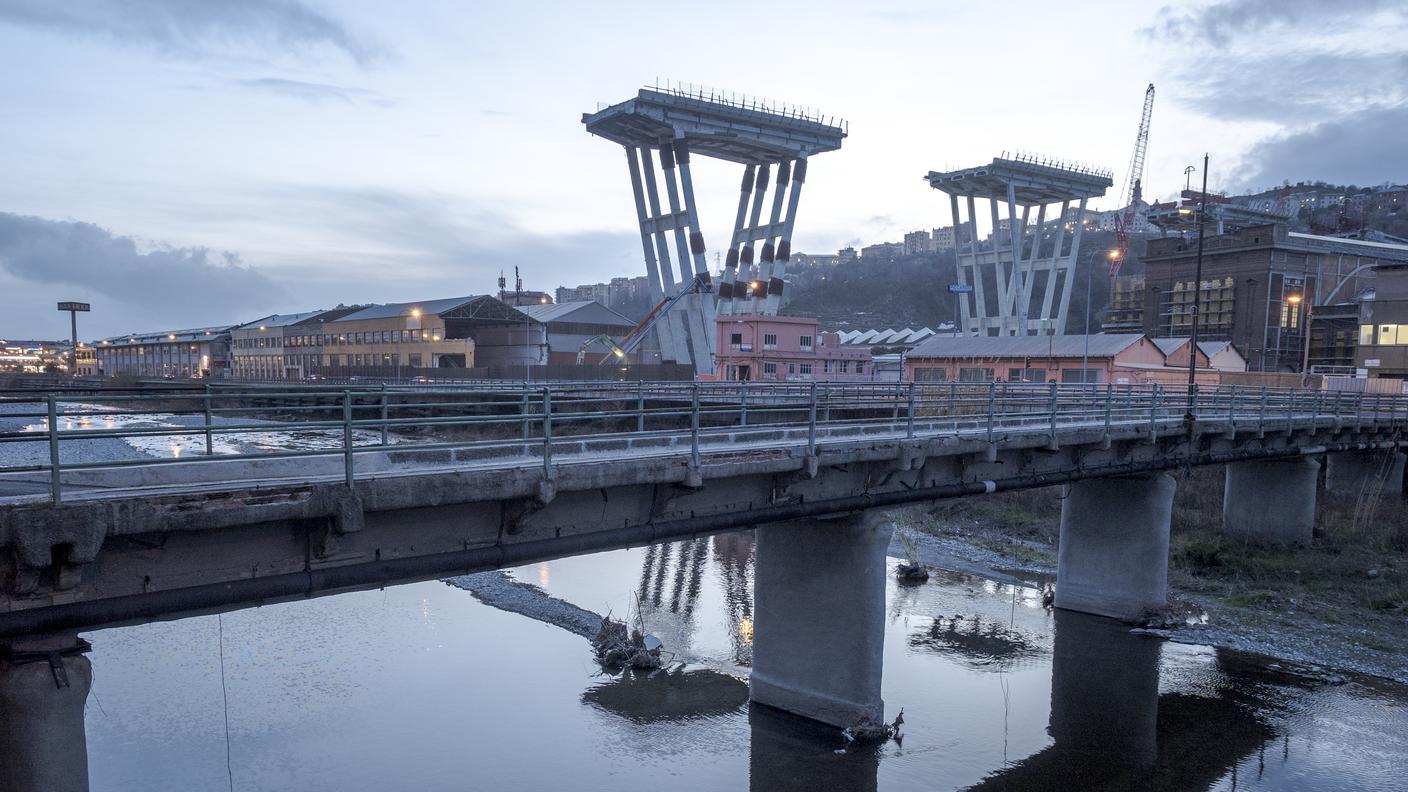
[542,388,554,480]
[893,381,902,421]
[692,383,703,468]
[637,380,646,433]
[986,380,996,442]
[1048,381,1058,444]
[379,383,389,446]
[342,390,354,488]
[1258,387,1268,434]
[47,395,61,505]
[1148,384,1160,436]
[1310,388,1320,430]
[822,383,831,424]
[905,381,916,439]
[740,380,749,427]
[949,381,957,421]
[1103,382,1113,434]
[1286,389,1296,431]
[202,383,214,456]
[521,382,531,440]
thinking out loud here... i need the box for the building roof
[1151,337,1189,357]
[907,333,1148,360]
[521,300,635,327]
[97,326,234,346]
[230,308,359,332]
[335,296,484,322]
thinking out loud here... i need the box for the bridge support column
[0,635,91,792]
[1223,456,1318,545]
[1325,450,1405,499]
[750,512,892,728]
[1055,472,1173,621]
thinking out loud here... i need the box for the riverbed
[80,534,1408,791]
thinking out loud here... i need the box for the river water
[79,533,1408,791]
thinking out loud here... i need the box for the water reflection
[908,614,1045,670]
[582,667,748,723]
[749,703,879,792]
[967,610,1274,791]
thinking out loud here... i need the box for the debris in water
[896,561,930,584]
[592,612,663,672]
[842,708,905,745]
[1040,584,1055,608]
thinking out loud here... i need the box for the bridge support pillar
[0,635,91,792]
[1055,472,1173,621]
[1223,456,1318,545]
[1325,450,1404,499]
[750,512,892,728]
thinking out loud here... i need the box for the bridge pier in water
[1223,457,1319,545]
[1325,450,1405,499]
[1055,472,1174,621]
[750,512,892,728]
[0,635,91,792]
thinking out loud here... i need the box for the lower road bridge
[0,381,1404,789]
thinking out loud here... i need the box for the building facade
[522,300,640,364]
[903,230,935,255]
[229,307,363,381]
[903,333,1223,386]
[931,226,956,252]
[716,314,872,382]
[95,327,232,378]
[1138,224,1408,372]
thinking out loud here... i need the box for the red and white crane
[1110,83,1154,276]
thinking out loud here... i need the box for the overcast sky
[1,0,1405,338]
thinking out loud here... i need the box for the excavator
[575,273,711,365]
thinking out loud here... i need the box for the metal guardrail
[2,381,1405,506]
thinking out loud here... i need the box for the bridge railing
[2,381,1404,505]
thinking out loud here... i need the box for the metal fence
[3,381,1405,506]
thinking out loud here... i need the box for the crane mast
[1111,83,1154,276]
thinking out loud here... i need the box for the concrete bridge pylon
[750,512,893,728]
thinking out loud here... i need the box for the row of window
[1361,324,1408,346]
[731,333,814,351]
[913,367,1101,384]
[233,330,445,349]
[233,353,429,371]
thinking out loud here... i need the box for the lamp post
[1287,293,1305,382]
[1186,153,1209,425]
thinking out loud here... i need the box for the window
[1008,368,1045,382]
[914,367,947,382]
[763,333,778,350]
[1062,368,1101,384]
[1379,324,1400,345]
[763,362,777,376]
[408,353,423,367]
[799,363,812,375]
[799,335,813,350]
[788,363,796,375]
[856,364,864,374]
[730,332,743,346]
[1361,324,1376,345]
[959,367,994,382]
[839,360,849,373]
[823,360,833,373]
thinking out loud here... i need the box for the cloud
[1182,52,1408,126]
[1238,103,1408,188]
[0,213,280,333]
[1144,0,1403,45]
[235,77,393,105]
[0,0,382,65]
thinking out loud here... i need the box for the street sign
[946,284,974,294]
[57,302,91,312]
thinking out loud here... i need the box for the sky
[1,0,1405,339]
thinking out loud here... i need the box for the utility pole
[1186,153,1209,424]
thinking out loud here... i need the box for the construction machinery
[1110,83,1155,277]
[576,273,713,366]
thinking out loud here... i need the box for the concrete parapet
[0,635,91,792]
[750,512,893,728]
[1325,450,1405,499]
[1055,472,1174,621]
[1223,456,1318,545]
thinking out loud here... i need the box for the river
[78,532,1408,791]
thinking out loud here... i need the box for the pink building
[904,333,1223,386]
[715,314,872,382]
